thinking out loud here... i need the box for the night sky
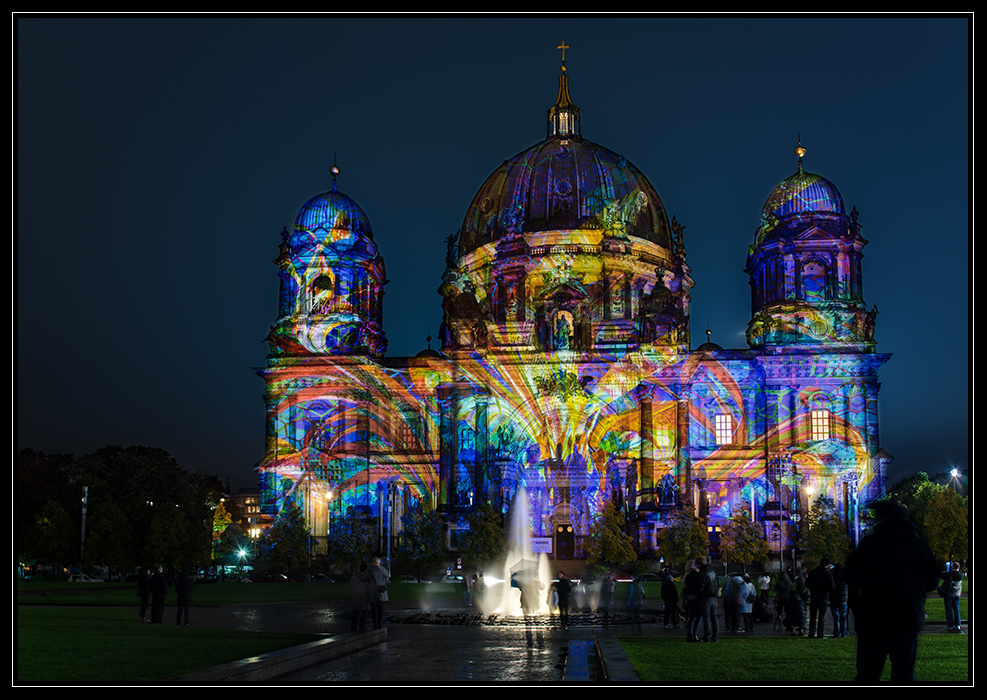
[16,15,970,494]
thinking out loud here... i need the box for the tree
[923,488,968,562]
[457,503,507,572]
[719,512,769,572]
[584,498,638,570]
[17,450,83,548]
[658,505,709,571]
[394,508,447,580]
[23,499,77,579]
[81,495,134,574]
[324,507,375,573]
[212,499,234,560]
[266,501,310,574]
[800,498,851,567]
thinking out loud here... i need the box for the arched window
[802,260,827,300]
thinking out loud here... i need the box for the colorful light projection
[457,136,673,257]
[754,169,845,247]
[257,337,885,555]
[256,77,888,558]
[265,180,387,359]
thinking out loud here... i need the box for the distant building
[225,487,271,541]
[254,56,890,562]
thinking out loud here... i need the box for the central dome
[458,136,672,257]
[457,67,671,258]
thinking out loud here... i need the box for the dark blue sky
[16,15,970,493]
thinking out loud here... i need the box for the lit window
[811,409,831,441]
[714,414,733,445]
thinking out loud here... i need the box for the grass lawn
[16,606,321,683]
[17,580,462,607]
[620,634,970,683]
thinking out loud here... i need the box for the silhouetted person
[806,558,835,638]
[349,562,371,632]
[367,557,389,630]
[696,556,719,642]
[136,567,151,622]
[830,562,850,637]
[938,561,964,632]
[175,569,193,626]
[843,500,939,682]
[552,572,573,627]
[150,565,167,624]
[660,568,680,628]
[683,559,703,642]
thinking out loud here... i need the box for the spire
[794,134,806,174]
[547,41,581,138]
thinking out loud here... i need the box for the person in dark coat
[784,567,807,636]
[367,557,389,630]
[175,569,193,626]
[773,568,792,631]
[683,559,703,641]
[136,567,151,622]
[349,562,371,632]
[660,568,681,628]
[806,557,835,638]
[150,565,168,624]
[551,572,573,628]
[843,500,939,682]
[696,557,719,642]
[829,562,850,637]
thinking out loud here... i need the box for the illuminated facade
[255,61,890,561]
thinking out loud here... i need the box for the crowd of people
[666,500,961,682]
[134,564,194,626]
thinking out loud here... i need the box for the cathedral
[255,55,891,563]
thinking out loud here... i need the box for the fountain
[479,486,554,617]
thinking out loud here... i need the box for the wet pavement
[184,600,643,683]
[182,599,963,684]
[279,624,603,683]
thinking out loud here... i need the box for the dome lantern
[547,41,580,138]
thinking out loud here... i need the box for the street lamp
[950,468,962,493]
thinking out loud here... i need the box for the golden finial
[795,134,806,172]
[330,154,340,191]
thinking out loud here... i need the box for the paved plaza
[174,596,963,683]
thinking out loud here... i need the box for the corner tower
[746,143,876,352]
[266,165,387,358]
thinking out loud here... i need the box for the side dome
[458,137,671,257]
[290,183,375,253]
[755,168,845,244]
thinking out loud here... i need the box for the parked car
[249,571,289,583]
[67,573,103,583]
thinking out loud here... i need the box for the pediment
[538,279,589,303]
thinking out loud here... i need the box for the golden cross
[557,41,570,67]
